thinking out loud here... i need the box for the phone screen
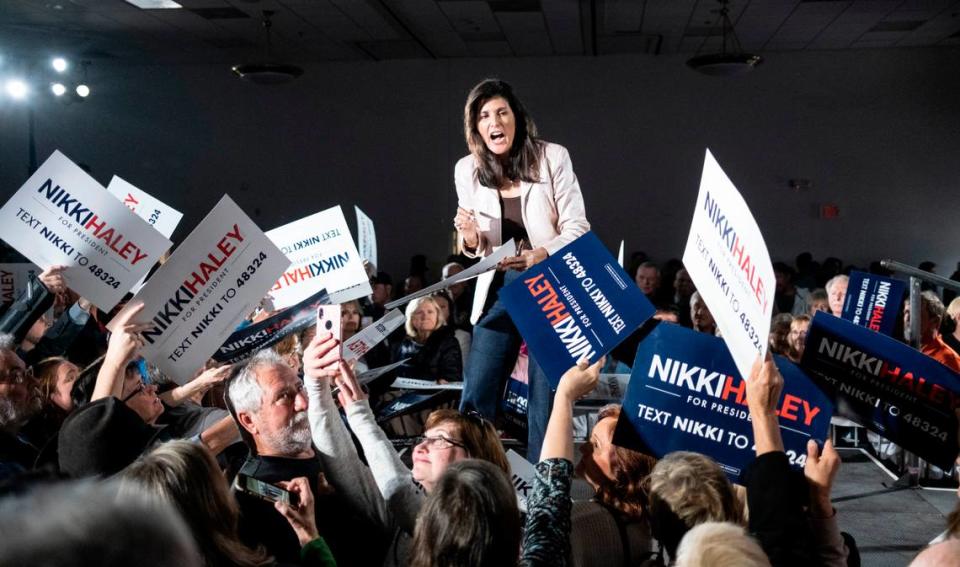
[237,474,298,506]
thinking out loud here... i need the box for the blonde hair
[646,451,744,559]
[674,522,771,567]
[947,297,960,320]
[405,296,446,337]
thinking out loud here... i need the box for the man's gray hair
[0,333,15,351]
[226,349,286,415]
[825,274,849,295]
[442,262,464,279]
[920,290,946,321]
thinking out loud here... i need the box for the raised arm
[303,333,389,528]
[91,303,151,402]
[160,365,231,407]
[334,358,425,533]
[522,358,602,567]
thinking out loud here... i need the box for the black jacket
[390,326,462,382]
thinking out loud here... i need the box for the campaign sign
[841,270,905,336]
[355,206,377,269]
[343,308,404,363]
[500,231,655,387]
[0,263,39,307]
[614,323,832,482]
[107,176,184,239]
[212,288,329,364]
[115,195,289,384]
[682,149,775,382]
[800,312,960,468]
[267,206,372,309]
[0,151,172,310]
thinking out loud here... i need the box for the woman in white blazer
[453,78,589,460]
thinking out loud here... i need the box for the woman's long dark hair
[463,79,543,189]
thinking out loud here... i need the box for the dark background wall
[2,48,958,282]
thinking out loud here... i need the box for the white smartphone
[316,304,342,343]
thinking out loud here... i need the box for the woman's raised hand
[453,207,479,249]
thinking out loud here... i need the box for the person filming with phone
[226,349,388,566]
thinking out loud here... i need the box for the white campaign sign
[357,359,410,385]
[355,206,377,270]
[267,206,372,309]
[385,239,516,310]
[682,149,774,381]
[113,195,289,384]
[0,263,39,306]
[342,308,405,363]
[107,176,183,239]
[506,449,537,512]
[0,151,172,311]
[389,378,465,390]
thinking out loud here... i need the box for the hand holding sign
[107,303,153,365]
[804,439,840,518]
[499,246,548,272]
[38,265,68,295]
[746,353,786,455]
[557,357,604,402]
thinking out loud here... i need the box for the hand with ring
[453,207,479,249]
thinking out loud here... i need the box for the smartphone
[317,304,342,343]
[234,473,299,506]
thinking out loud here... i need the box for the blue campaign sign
[841,270,905,336]
[500,232,656,387]
[613,322,833,483]
[212,288,329,364]
[800,311,960,469]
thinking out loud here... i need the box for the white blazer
[454,142,590,323]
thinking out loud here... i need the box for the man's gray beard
[263,411,312,456]
[0,393,38,432]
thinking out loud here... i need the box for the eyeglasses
[0,366,32,385]
[414,434,466,451]
[122,381,147,403]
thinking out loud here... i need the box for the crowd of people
[1,78,959,566]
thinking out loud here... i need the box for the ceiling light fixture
[51,82,67,96]
[686,0,762,77]
[5,79,29,100]
[124,0,182,9]
[232,11,304,85]
[75,84,90,98]
[52,57,68,72]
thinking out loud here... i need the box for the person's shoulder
[454,153,476,175]
[538,141,572,166]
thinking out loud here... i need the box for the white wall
[2,47,958,280]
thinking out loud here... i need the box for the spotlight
[5,79,28,100]
[52,57,69,73]
[75,84,90,98]
[51,83,67,96]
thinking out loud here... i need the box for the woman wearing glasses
[303,333,507,567]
